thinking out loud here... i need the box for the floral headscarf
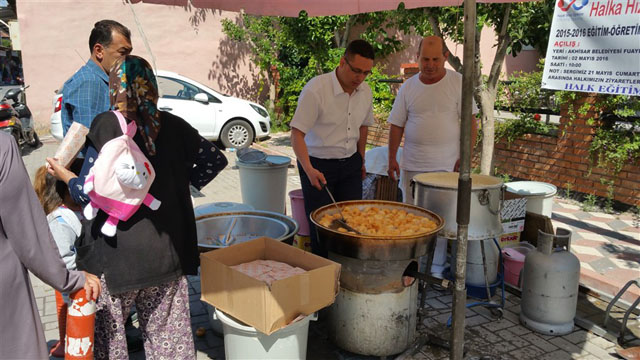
[109,55,161,155]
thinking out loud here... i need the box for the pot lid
[412,172,502,190]
[265,155,291,166]
[505,181,557,196]
[194,202,254,217]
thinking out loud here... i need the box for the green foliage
[494,168,511,183]
[1,39,11,48]
[555,88,640,173]
[563,182,573,199]
[582,193,598,212]
[495,115,557,144]
[220,2,554,130]
[496,60,639,177]
[600,179,615,214]
[496,60,558,112]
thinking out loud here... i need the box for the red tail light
[55,96,63,112]
[0,103,11,110]
[0,119,15,127]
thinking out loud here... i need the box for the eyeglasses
[344,56,372,77]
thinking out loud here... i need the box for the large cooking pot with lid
[412,172,504,240]
[310,200,444,260]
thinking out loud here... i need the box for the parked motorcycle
[0,85,40,147]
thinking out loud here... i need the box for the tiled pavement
[21,135,639,359]
[552,201,640,304]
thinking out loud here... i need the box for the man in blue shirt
[61,20,133,135]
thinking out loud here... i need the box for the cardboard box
[499,193,527,248]
[200,237,341,335]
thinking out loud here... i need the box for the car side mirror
[194,93,209,104]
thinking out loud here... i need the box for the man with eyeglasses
[290,39,375,258]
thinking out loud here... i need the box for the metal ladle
[323,184,361,235]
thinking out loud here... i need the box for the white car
[50,70,271,149]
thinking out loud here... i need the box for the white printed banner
[542,0,640,96]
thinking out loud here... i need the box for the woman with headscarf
[47,55,227,359]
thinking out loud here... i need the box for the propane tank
[520,228,580,335]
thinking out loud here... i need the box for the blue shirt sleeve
[68,145,98,206]
[63,78,108,131]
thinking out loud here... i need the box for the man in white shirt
[290,39,375,257]
[387,36,478,205]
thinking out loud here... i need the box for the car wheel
[220,120,254,149]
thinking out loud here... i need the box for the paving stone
[465,315,491,327]
[44,328,59,342]
[425,298,448,310]
[507,345,546,359]
[437,294,452,304]
[468,326,503,343]
[563,329,588,344]
[520,332,559,352]
[44,300,57,316]
[506,325,531,336]
[540,349,573,360]
[501,308,521,324]
[585,334,616,349]
[35,296,44,310]
[549,337,585,355]
[577,340,617,359]
[481,318,516,332]
[432,312,452,324]
[39,314,57,326]
[45,321,60,331]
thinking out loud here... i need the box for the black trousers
[298,152,363,258]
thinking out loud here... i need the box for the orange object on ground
[65,289,96,359]
[49,291,67,357]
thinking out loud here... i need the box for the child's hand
[82,272,101,301]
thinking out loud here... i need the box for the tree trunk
[478,4,512,175]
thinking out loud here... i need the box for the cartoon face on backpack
[115,153,151,190]
[83,111,161,237]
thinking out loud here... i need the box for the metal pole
[451,0,477,358]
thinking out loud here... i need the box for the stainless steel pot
[195,210,299,248]
[412,172,504,240]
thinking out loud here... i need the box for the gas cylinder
[520,228,580,335]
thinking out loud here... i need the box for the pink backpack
[83,111,161,237]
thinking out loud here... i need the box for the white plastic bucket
[505,181,557,217]
[215,309,316,359]
[237,155,291,214]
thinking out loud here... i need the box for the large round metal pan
[310,200,444,260]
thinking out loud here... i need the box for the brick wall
[366,94,640,206]
[493,95,639,206]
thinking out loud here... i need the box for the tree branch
[487,4,512,92]
[426,9,463,72]
[342,16,357,48]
